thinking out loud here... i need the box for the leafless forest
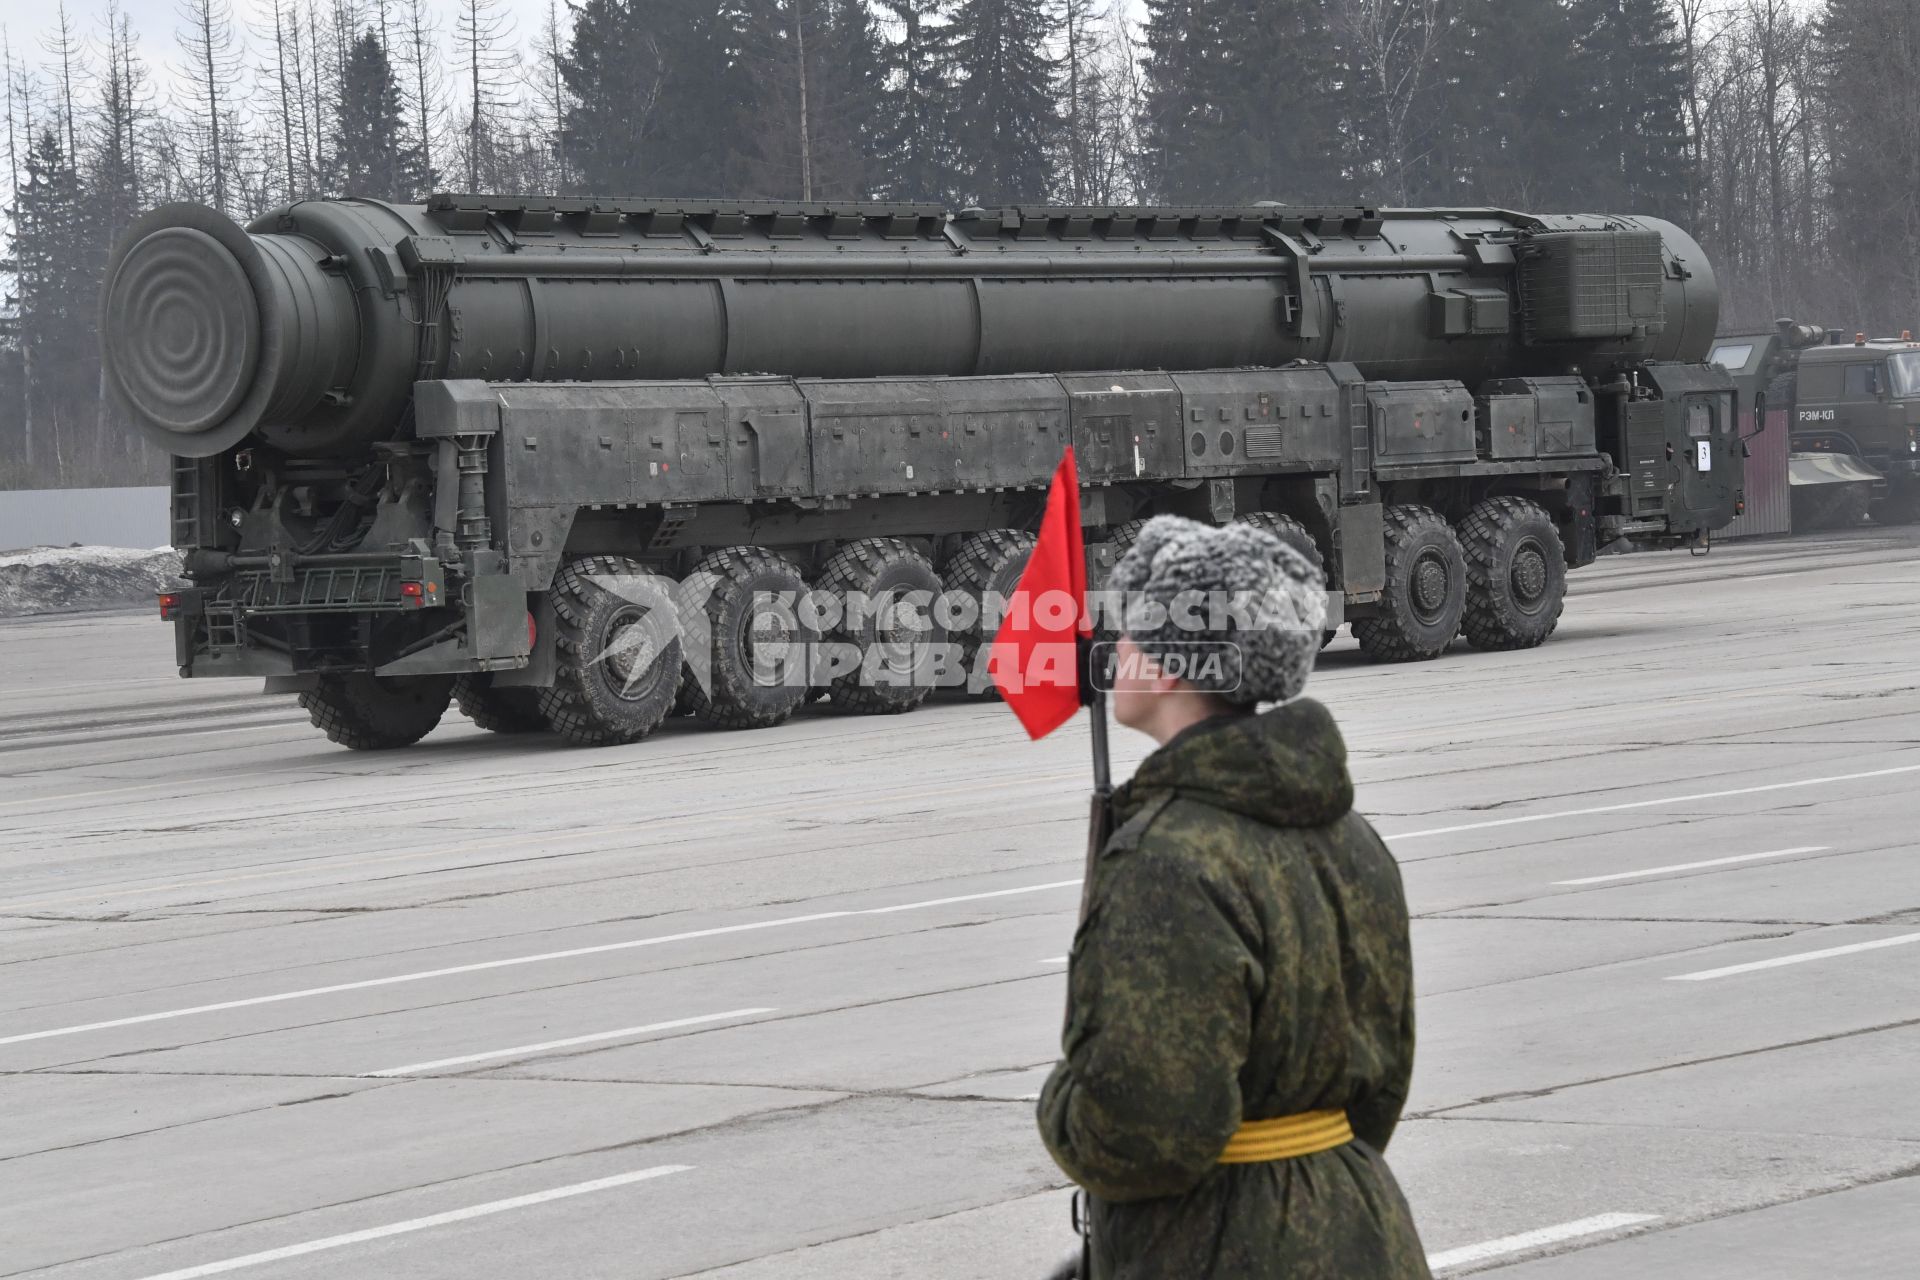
[2,0,1915,489]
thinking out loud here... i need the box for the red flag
[990,446,1090,739]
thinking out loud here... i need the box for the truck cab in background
[1714,323,1920,528]
[1791,340,1920,522]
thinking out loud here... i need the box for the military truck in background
[101,195,1742,750]
[1712,321,1920,528]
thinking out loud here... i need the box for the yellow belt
[1218,1110,1353,1164]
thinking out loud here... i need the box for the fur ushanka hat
[1107,515,1328,706]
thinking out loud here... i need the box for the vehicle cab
[1791,338,1920,475]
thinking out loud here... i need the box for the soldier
[1038,516,1429,1279]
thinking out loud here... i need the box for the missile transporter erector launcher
[105,194,1741,748]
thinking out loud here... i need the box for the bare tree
[3,29,33,472]
[257,0,305,200]
[3,27,20,197]
[399,0,441,193]
[520,0,568,192]
[1335,0,1444,204]
[1671,0,1726,228]
[43,3,83,168]
[175,0,242,212]
[453,0,515,190]
[306,0,328,187]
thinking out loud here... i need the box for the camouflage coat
[1038,699,1428,1280]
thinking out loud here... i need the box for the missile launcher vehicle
[104,195,1742,748]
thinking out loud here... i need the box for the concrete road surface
[2,527,1918,1278]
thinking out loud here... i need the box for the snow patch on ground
[0,545,184,616]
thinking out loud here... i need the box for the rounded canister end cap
[102,203,273,457]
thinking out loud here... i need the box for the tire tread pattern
[1352,504,1465,663]
[681,546,809,730]
[452,675,547,734]
[1459,495,1567,651]
[539,553,680,746]
[818,537,938,715]
[299,674,451,750]
[943,529,1036,671]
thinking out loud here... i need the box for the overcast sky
[4,0,562,99]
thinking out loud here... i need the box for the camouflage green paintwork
[1037,699,1429,1279]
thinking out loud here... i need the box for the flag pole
[1077,633,1113,924]
[1081,635,1112,797]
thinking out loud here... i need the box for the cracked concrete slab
[3,530,1919,1278]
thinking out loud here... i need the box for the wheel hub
[742,601,797,683]
[1412,553,1451,618]
[602,611,666,698]
[871,588,925,672]
[1510,540,1548,607]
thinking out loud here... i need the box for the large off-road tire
[1459,496,1567,651]
[678,546,813,730]
[1104,517,1151,561]
[1870,482,1920,526]
[1235,510,1338,649]
[817,537,943,715]
[1352,505,1467,662]
[943,530,1036,697]
[452,674,548,734]
[300,673,453,750]
[539,554,681,746]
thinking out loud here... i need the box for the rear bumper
[169,554,531,680]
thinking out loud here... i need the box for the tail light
[158,592,180,620]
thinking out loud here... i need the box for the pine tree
[732,0,888,199]
[816,0,889,198]
[1421,0,1583,208]
[1142,0,1348,203]
[332,29,424,198]
[1567,0,1690,215]
[560,0,737,196]
[872,0,956,203]
[11,128,97,481]
[944,0,1059,205]
[1819,0,1920,331]
[1137,0,1229,201]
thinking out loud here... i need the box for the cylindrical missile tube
[102,196,1719,458]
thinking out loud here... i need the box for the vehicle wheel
[1795,480,1871,530]
[539,554,681,746]
[943,530,1035,697]
[1105,517,1151,561]
[1870,483,1920,526]
[1352,505,1466,662]
[1459,496,1567,651]
[817,537,943,714]
[1235,510,1338,649]
[300,673,453,750]
[452,674,548,734]
[678,546,813,730]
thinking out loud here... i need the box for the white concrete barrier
[0,487,170,551]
